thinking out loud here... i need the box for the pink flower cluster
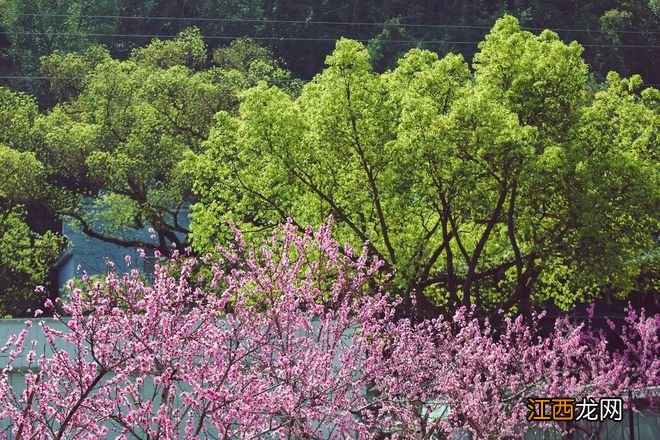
[1,222,657,439]
[363,306,658,438]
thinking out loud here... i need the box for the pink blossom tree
[1,221,388,439]
[1,221,658,439]
[362,305,658,438]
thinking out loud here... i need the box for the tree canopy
[0,16,657,318]
[2,0,658,99]
[30,30,292,252]
[189,16,659,317]
[0,142,65,317]
[0,31,293,316]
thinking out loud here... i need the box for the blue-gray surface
[58,208,190,291]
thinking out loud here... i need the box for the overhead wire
[0,75,305,82]
[13,12,660,35]
[2,13,657,84]
[4,31,660,49]
[2,75,658,89]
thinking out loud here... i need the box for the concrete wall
[58,206,190,292]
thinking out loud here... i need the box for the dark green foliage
[0,143,66,317]
[1,1,658,100]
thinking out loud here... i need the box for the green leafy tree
[0,144,65,317]
[0,86,38,148]
[189,17,659,317]
[0,88,67,316]
[129,27,207,70]
[596,0,659,80]
[210,38,302,107]
[39,44,111,101]
[33,29,293,253]
[0,0,119,99]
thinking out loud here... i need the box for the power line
[0,75,305,82]
[11,12,534,29]
[4,31,478,44]
[5,31,660,48]
[13,12,660,35]
[2,76,659,88]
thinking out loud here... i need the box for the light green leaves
[0,87,38,149]
[0,144,45,203]
[475,16,588,140]
[31,28,290,251]
[191,21,658,314]
[130,27,208,70]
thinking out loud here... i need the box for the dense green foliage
[1,0,658,98]
[0,88,66,316]
[27,32,290,251]
[189,17,659,316]
[0,31,291,315]
[0,143,65,317]
[0,13,657,318]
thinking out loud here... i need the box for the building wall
[58,207,190,291]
